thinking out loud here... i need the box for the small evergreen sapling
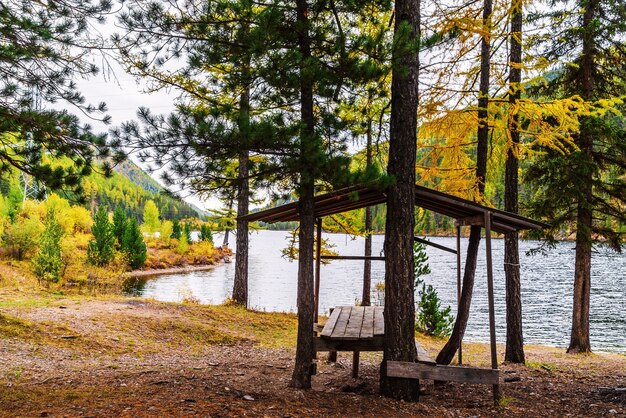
[183,222,192,243]
[121,218,147,269]
[199,224,213,243]
[171,219,182,239]
[87,207,115,266]
[414,241,454,337]
[32,209,63,284]
[112,206,127,247]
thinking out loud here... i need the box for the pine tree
[380,0,421,398]
[0,0,123,194]
[183,222,192,243]
[112,206,127,247]
[525,0,626,353]
[87,206,115,266]
[199,225,213,243]
[121,218,147,269]
[32,209,63,284]
[171,219,181,240]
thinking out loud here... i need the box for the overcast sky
[74,48,223,212]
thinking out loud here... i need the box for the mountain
[83,160,204,221]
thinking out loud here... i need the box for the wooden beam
[386,361,500,385]
[414,236,457,254]
[320,255,386,261]
[313,336,384,352]
[455,214,485,227]
[484,211,501,402]
[314,219,322,324]
[456,225,463,366]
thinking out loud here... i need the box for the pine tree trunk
[232,55,251,306]
[290,0,316,389]
[568,0,596,354]
[362,120,373,307]
[233,151,249,306]
[437,225,481,364]
[569,202,593,353]
[504,0,525,364]
[379,0,420,401]
[437,0,492,365]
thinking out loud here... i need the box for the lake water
[125,230,626,353]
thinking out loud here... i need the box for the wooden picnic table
[321,305,384,341]
[313,306,434,377]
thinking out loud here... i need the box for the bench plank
[373,307,385,336]
[343,306,365,340]
[387,361,499,385]
[330,306,352,339]
[320,307,342,338]
[359,306,375,339]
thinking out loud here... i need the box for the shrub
[122,218,147,269]
[160,220,173,246]
[3,216,43,260]
[32,209,63,284]
[413,240,454,337]
[69,206,93,233]
[177,234,189,255]
[142,200,160,235]
[87,206,115,266]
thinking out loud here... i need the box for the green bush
[3,216,43,260]
[413,240,454,337]
[32,209,63,284]
[122,217,147,269]
[87,206,115,266]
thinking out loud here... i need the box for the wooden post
[314,219,322,324]
[456,225,463,366]
[352,351,360,378]
[328,307,337,362]
[484,211,500,403]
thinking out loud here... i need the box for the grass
[1,293,300,357]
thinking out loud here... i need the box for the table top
[320,306,384,340]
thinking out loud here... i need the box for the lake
[125,230,626,353]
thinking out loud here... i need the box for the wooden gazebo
[239,184,548,400]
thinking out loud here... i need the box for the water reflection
[124,230,626,353]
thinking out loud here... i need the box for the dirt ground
[1,294,624,417]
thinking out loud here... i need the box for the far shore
[125,256,231,279]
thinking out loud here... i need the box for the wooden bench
[387,360,499,385]
[314,306,435,377]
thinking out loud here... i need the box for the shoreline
[125,257,231,279]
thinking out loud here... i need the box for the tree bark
[568,0,596,353]
[290,0,316,389]
[504,0,525,364]
[232,150,249,306]
[232,48,251,306]
[379,0,420,401]
[437,0,492,365]
[362,119,373,307]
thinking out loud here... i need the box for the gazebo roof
[238,184,549,234]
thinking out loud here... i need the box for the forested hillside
[83,160,201,222]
